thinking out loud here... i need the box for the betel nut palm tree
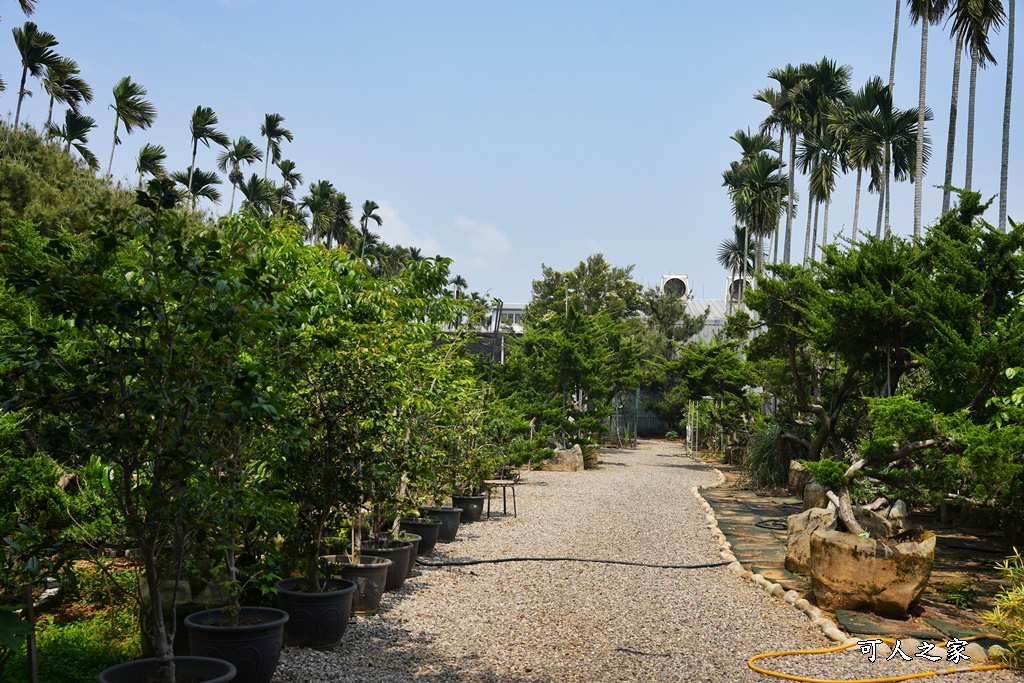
[46,108,98,169]
[187,106,230,203]
[301,179,337,245]
[756,63,805,265]
[217,136,263,214]
[12,20,59,128]
[42,55,92,127]
[909,0,952,239]
[260,113,293,180]
[951,0,1006,191]
[359,200,383,259]
[107,76,157,178]
[136,143,167,186]
[171,167,222,208]
[999,0,1015,231]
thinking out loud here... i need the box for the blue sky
[2,1,1018,303]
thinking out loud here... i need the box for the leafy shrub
[6,609,139,683]
[803,458,849,494]
[986,549,1024,665]
[665,430,679,441]
[744,424,787,487]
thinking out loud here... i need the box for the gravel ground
[273,441,1022,682]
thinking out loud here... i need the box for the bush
[665,430,679,441]
[986,548,1024,665]
[744,424,787,487]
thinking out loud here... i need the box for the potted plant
[9,183,268,682]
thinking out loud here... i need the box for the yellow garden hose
[748,637,1010,683]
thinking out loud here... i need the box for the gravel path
[273,441,1021,682]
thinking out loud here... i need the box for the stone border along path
[272,441,1020,683]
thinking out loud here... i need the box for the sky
[1,1,1019,304]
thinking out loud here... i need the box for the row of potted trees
[4,182,505,683]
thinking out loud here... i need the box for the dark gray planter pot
[452,494,485,523]
[360,539,415,590]
[98,656,236,683]
[419,507,463,542]
[399,519,440,556]
[184,607,288,683]
[322,555,392,616]
[275,577,356,649]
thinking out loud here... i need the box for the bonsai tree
[5,181,283,682]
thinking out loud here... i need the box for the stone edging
[691,464,1003,662]
[692,465,859,650]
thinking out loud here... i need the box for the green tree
[170,166,221,207]
[951,0,1007,190]
[41,55,91,128]
[12,20,59,128]
[756,64,805,264]
[186,106,230,206]
[830,76,887,243]
[237,172,276,217]
[135,143,166,186]
[999,0,1016,231]
[909,0,952,238]
[44,108,97,169]
[106,76,157,178]
[216,136,263,214]
[359,199,383,258]
[259,113,293,180]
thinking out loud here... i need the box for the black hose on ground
[415,556,732,569]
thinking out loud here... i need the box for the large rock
[803,480,828,510]
[885,500,911,531]
[543,444,584,472]
[785,508,836,574]
[853,506,898,539]
[810,528,936,619]
[788,460,811,496]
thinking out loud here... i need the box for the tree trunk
[810,199,820,262]
[890,0,900,89]
[876,160,886,238]
[852,167,863,244]
[46,95,54,128]
[803,180,814,266]
[785,129,797,264]
[141,545,176,683]
[1000,0,1016,232]
[822,197,831,250]
[884,142,893,237]
[965,44,979,190]
[942,34,964,215]
[740,226,749,305]
[107,116,120,179]
[914,13,929,239]
[773,128,786,266]
[15,66,29,129]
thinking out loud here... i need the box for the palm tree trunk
[890,0,901,89]
[755,234,765,278]
[822,198,831,250]
[942,34,964,215]
[1000,0,1016,232]
[46,96,55,128]
[264,142,271,181]
[785,128,797,264]
[229,184,237,214]
[876,144,889,238]
[884,147,893,238]
[740,226,749,306]
[107,116,120,179]
[914,13,929,239]
[810,200,820,262]
[803,181,814,266]
[14,66,29,129]
[852,167,863,244]
[965,44,980,190]
[773,128,786,266]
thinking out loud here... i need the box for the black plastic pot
[360,539,414,590]
[98,656,236,683]
[275,577,356,649]
[451,494,485,523]
[322,554,392,616]
[184,607,288,683]
[419,507,463,542]
[399,519,441,556]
